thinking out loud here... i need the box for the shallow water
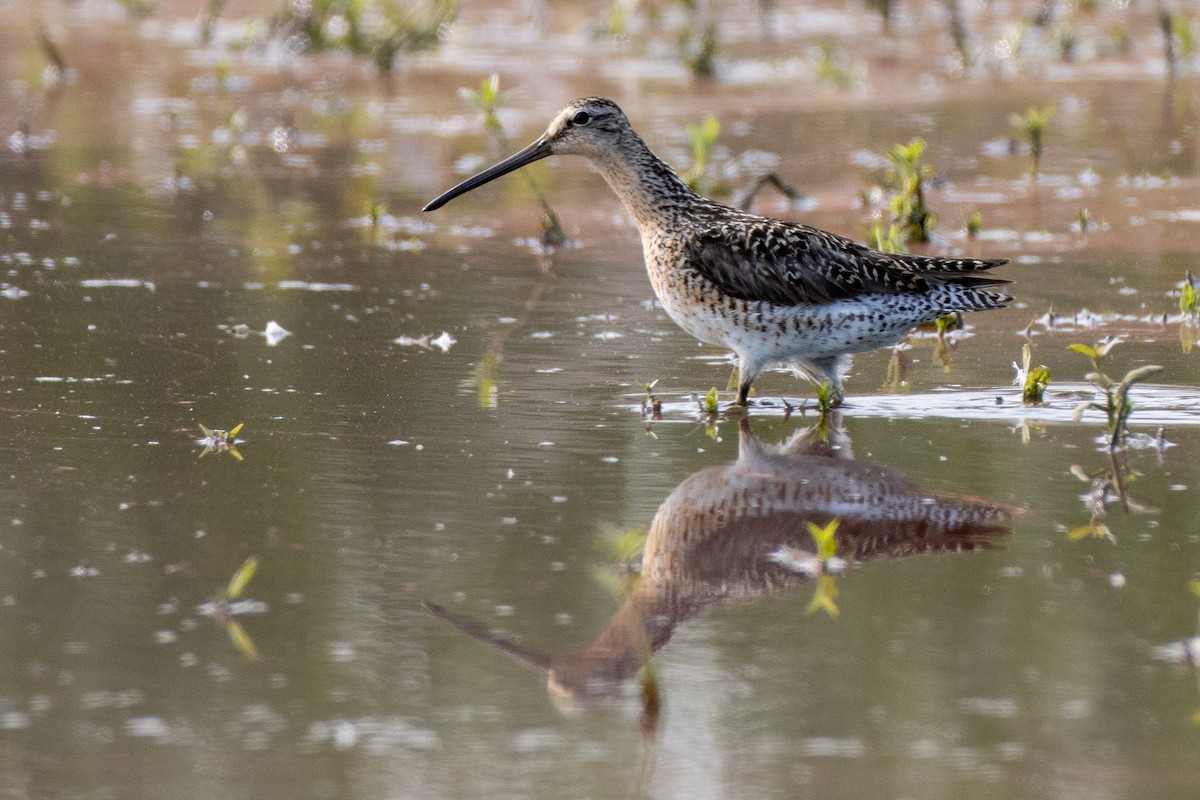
[2,1,1200,798]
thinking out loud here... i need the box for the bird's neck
[587,134,707,231]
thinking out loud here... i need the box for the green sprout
[814,381,837,415]
[883,139,935,244]
[869,222,906,255]
[1068,340,1163,449]
[458,73,509,131]
[1180,272,1199,318]
[198,422,245,461]
[641,379,663,419]
[368,200,387,235]
[1052,22,1078,61]
[1019,343,1051,403]
[815,41,862,88]
[703,386,720,416]
[273,0,455,72]
[1077,208,1093,233]
[681,115,728,195]
[1011,105,1056,178]
[966,211,982,240]
[1175,16,1196,58]
[458,74,565,246]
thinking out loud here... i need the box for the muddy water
[2,2,1200,798]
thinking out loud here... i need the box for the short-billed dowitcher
[424,97,1010,405]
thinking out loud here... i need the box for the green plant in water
[458,73,509,131]
[1052,22,1078,61]
[1018,343,1051,403]
[1068,339,1164,449]
[966,210,982,240]
[1175,16,1196,58]
[814,381,836,415]
[198,422,245,461]
[458,74,565,246]
[681,115,729,195]
[676,3,718,81]
[869,222,906,255]
[703,386,720,416]
[34,19,67,77]
[815,41,861,89]
[1011,105,1056,178]
[641,379,663,418]
[1076,208,1094,233]
[886,139,935,243]
[200,0,227,44]
[1180,271,1199,319]
[274,0,455,72]
[368,200,387,232]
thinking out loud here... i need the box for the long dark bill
[422,136,552,212]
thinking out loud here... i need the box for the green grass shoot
[682,115,728,194]
[814,381,836,415]
[459,73,508,130]
[1011,105,1056,178]
[226,555,259,600]
[966,210,982,239]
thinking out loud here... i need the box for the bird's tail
[938,284,1013,312]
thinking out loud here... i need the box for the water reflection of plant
[1066,454,1155,542]
[200,556,264,660]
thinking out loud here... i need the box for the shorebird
[424,97,1011,405]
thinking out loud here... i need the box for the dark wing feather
[685,217,1007,306]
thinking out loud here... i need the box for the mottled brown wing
[685,219,1008,306]
[684,220,928,306]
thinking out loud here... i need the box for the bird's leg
[736,380,752,406]
[735,357,760,406]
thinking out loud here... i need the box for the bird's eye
[571,111,592,126]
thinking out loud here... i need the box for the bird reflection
[425,415,1012,709]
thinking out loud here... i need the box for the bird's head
[423,97,630,212]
